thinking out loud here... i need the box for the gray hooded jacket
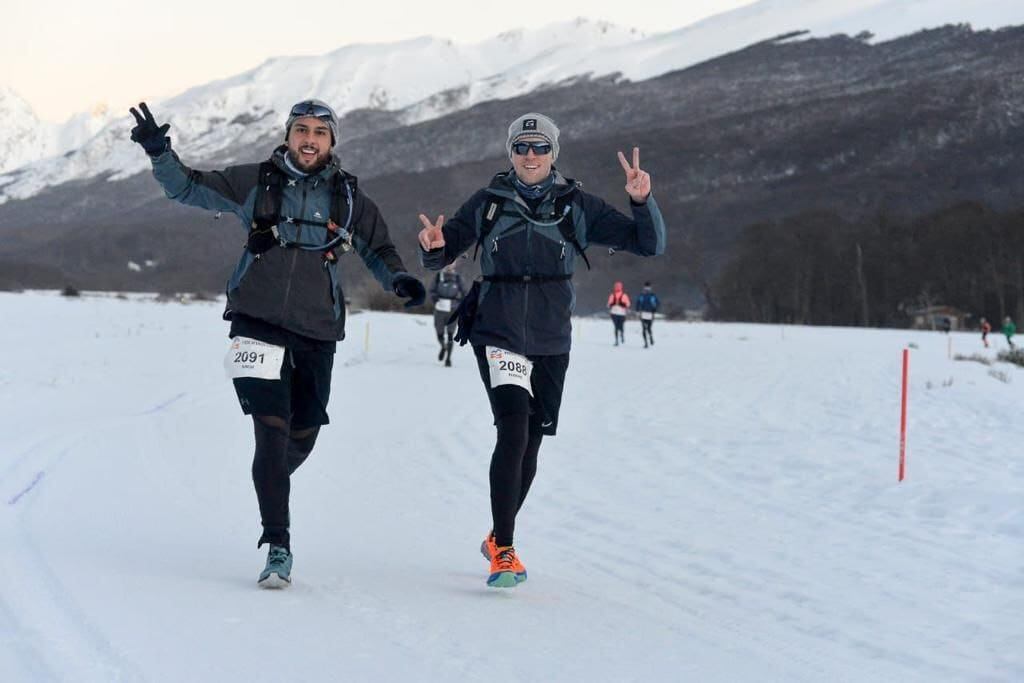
[150,145,409,341]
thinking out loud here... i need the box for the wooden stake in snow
[899,348,909,482]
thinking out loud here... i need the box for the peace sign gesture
[617,147,651,203]
[417,213,446,251]
[128,102,171,156]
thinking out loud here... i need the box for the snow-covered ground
[1,291,1020,682]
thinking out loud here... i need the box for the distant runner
[608,281,631,346]
[430,263,466,367]
[636,281,660,348]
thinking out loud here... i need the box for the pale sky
[2,0,756,123]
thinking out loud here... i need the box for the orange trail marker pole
[899,348,909,482]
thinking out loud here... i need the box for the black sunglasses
[290,101,334,120]
[512,142,552,156]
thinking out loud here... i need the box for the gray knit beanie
[285,99,339,147]
[506,113,559,161]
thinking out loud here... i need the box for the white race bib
[224,337,286,380]
[486,346,533,396]
[640,311,654,321]
[435,298,453,313]
[610,305,627,316]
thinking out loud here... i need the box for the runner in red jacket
[608,281,631,346]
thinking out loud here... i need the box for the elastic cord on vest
[509,201,571,228]
[292,181,353,252]
[274,181,354,253]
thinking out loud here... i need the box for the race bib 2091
[224,337,286,380]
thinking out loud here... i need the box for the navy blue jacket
[636,292,660,313]
[421,170,666,355]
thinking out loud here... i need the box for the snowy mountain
[609,0,1024,83]
[1,0,1023,204]
[0,88,113,175]
[0,19,641,203]
[0,23,1020,305]
[1,292,1021,681]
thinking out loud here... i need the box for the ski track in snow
[1,292,1022,682]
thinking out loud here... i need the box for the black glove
[392,273,426,308]
[129,102,171,156]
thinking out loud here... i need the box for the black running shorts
[229,315,335,427]
[473,345,570,436]
[233,347,334,427]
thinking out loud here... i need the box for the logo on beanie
[522,119,537,130]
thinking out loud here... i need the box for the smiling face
[510,134,554,186]
[286,116,332,172]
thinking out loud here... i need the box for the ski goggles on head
[511,141,553,156]
[289,101,335,121]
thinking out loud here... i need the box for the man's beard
[287,148,330,173]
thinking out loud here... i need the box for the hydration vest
[247,161,355,263]
[473,184,591,271]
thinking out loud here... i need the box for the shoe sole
[487,571,518,588]
[258,572,291,589]
[482,540,527,584]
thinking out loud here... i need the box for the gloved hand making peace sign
[129,102,171,157]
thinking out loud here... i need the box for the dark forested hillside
[1,24,1022,319]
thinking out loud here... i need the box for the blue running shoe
[258,545,293,588]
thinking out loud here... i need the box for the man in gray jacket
[129,99,424,588]
[430,262,466,366]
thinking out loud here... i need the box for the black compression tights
[490,412,545,548]
[251,415,320,549]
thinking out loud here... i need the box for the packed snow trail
[1,292,1020,682]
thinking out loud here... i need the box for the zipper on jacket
[523,220,533,355]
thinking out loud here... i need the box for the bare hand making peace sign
[417,213,446,251]
[618,147,651,203]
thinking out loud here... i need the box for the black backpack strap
[329,170,355,226]
[324,170,355,258]
[554,189,590,270]
[472,198,503,262]
[252,161,284,232]
[247,161,285,254]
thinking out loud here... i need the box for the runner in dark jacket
[635,281,660,348]
[417,112,665,588]
[430,263,466,366]
[129,99,425,588]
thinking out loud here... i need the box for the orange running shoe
[481,532,527,583]
[480,531,497,561]
[487,545,527,587]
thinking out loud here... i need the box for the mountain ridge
[1,24,1021,314]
